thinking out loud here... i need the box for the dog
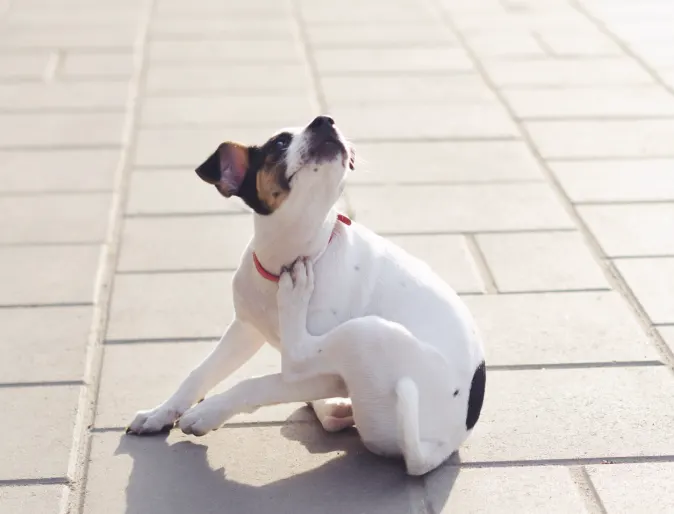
[127,115,486,476]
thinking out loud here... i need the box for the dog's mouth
[308,135,347,164]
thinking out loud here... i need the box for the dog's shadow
[115,408,460,514]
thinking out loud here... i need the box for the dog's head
[195,116,354,216]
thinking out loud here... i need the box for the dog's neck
[252,206,338,277]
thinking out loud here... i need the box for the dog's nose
[309,115,335,131]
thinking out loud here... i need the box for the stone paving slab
[526,120,674,159]
[587,463,674,514]
[475,231,609,292]
[0,113,126,149]
[118,216,250,272]
[348,141,544,184]
[0,485,65,514]
[97,343,311,429]
[579,204,674,257]
[144,64,312,94]
[126,171,249,215]
[0,82,129,110]
[314,47,473,74]
[427,466,588,514]
[347,184,573,233]
[0,245,100,306]
[614,258,674,325]
[61,53,136,80]
[503,86,674,119]
[133,127,275,167]
[0,194,111,244]
[550,159,674,203]
[332,104,519,140]
[482,58,654,88]
[85,428,415,514]
[0,53,52,80]
[106,272,233,341]
[463,367,674,462]
[321,75,498,106]
[0,149,119,192]
[464,292,658,365]
[140,95,317,128]
[0,306,91,382]
[0,386,79,480]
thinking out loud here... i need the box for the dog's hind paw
[278,257,314,306]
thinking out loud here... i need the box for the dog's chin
[309,138,347,165]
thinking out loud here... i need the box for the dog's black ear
[195,142,249,198]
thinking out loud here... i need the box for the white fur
[128,119,485,475]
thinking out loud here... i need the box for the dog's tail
[396,377,432,476]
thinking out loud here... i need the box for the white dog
[127,116,486,475]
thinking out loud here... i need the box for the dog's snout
[309,115,335,131]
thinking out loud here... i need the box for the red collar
[253,214,352,283]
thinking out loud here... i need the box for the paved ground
[1,0,674,512]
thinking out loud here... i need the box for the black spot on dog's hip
[466,361,486,430]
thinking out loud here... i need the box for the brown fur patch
[256,155,290,212]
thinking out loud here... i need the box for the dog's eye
[275,139,289,150]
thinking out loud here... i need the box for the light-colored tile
[145,64,312,94]
[150,18,295,39]
[0,485,65,514]
[0,306,91,382]
[526,120,674,159]
[0,82,129,110]
[476,232,609,292]
[484,58,653,88]
[85,429,412,514]
[658,327,674,353]
[0,246,100,306]
[388,235,484,294]
[579,204,674,257]
[349,141,543,184]
[537,30,622,56]
[322,75,497,106]
[302,3,438,23]
[587,463,674,514]
[504,86,674,119]
[307,23,456,46]
[0,113,125,149]
[314,47,473,73]
[106,272,234,340]
[0,53,51,80]
[551,159,674,203]
[615,258,674,325]
[119,216,251,271]
[0,386,79,479]
[428,467,588,514]
[133,128,274,167]
[0,150,118,192]
[126,171,249,215]
[463,367,674,461]
[98,343,309,429]
[0,26,137,48]
[347,184,573,233]
[140,96,316,127]
[0,194,111,244]
[332,104,519,140]
[61,52,135,79]
[464,292,657,365]
[467,33,547,58]
[148,40,302,63]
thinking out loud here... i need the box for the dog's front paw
[278,257,315,307]
[126,404,184,435]
[178,398,233,437]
